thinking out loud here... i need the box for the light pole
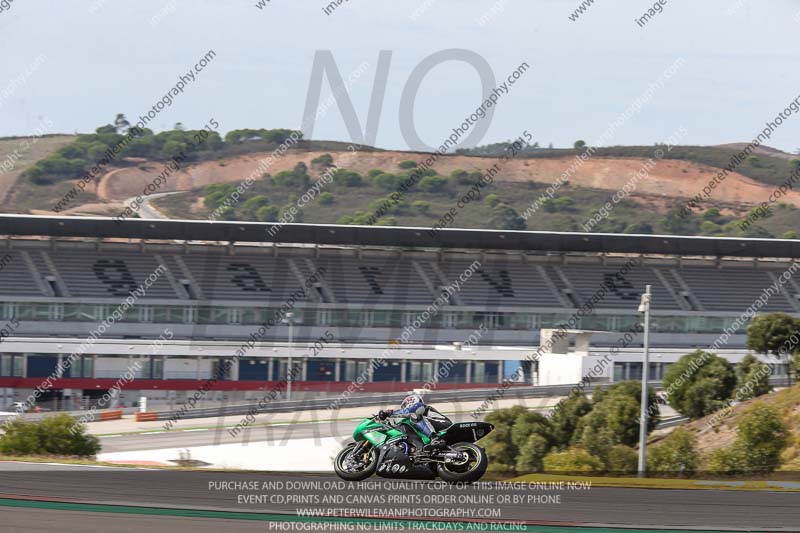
[284,312,294,401]
[637,285,652,477]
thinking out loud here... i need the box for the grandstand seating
[1,245,797,314]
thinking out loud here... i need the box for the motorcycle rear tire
[436,442,488,483]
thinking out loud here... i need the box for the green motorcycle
[334,407,493,483]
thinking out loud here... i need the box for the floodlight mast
[637,285,652,477]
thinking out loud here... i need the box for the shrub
[647,429,698,476]
[332,169,363,187]
[606,445,638,475]
[484,194,501,208]
[543,447,604,473]
[623,222,653,234]
[256,205,280,222]
[241,195,271,211]
[398,160,417,169]
[311,153,334,168]
[418,175,448,193]
[709,403,789,475]
[735,403,789,473]
[371,173,406,191]
[707,447,748,475]
[318,192,334,205]
[663,350,736,418]
[0,414,100,457]
[451,169,471,184]
[411,200,430,214]
[490,204,526,230]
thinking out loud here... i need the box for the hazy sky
[2,0,800,152]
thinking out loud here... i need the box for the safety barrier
[152,381,665,422]
[98,409,123,421]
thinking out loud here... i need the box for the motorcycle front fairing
[353,417,405,447]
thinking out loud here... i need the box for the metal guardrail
[155,381,666,422]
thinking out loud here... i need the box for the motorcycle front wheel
[436,442,488,483]
[334,442,378,481]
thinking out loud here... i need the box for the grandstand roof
[1,214,799,258]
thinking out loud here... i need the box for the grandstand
[0,215,797,409]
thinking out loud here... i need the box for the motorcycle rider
[378,394,445,452]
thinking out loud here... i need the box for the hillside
[650,384,800,472]
[4,125,800,238]
[0,135,77,207]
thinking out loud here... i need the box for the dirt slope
[651,384,800,471]
[94,149,800,208]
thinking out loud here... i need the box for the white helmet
[400,394,423,411]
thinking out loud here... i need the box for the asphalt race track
[98,419,353,453]
[0,463,796,532]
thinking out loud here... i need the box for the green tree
[747,312,799,385]
[256,205,280,222]
[663,350,736,418]
[735,354,771,400]
[573,140,587,150]
[647,428,698,476]
[549,392,592,448]
[418,175,448,193]
[511,412,553,451]
[481,406,529,471]
[114,114,131,133]
[661,206,698,235]
[162,139,187,160]
[575,393,639,460]
[241,195,271,211]
[331,169,363,187]
[516,434,550,473]
[398,160,418,169]
[95,124,117,135]
[371,173,405,191]
[318,192,334,205]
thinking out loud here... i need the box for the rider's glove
[378,410,392,420]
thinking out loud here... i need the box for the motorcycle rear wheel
[436,442,488,483]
